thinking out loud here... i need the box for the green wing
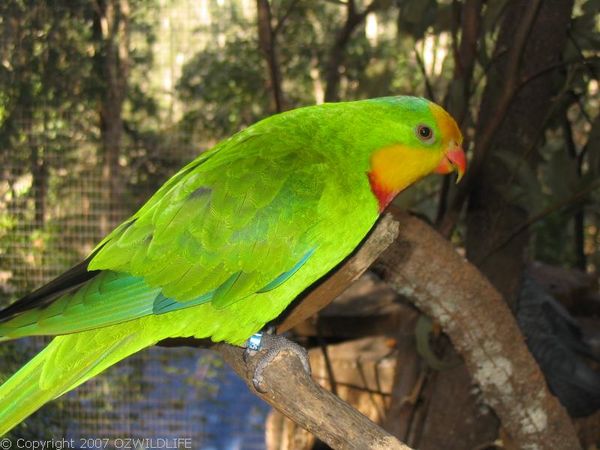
[88,129,327,310]
[0,109,372,341]
[0,119,345,341]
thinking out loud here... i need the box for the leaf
[569,0,600,51]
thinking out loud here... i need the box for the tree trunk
[324,0,384,102]
[257,0,285,113]
[375,210,580,449]
[436,0,482,232]
[563,114,586,270]
[94,0,130,235]
[466,0,575,306]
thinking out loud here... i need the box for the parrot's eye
[416,124,435,143]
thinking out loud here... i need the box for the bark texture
[375,210,580,449]
[215,342,411,450]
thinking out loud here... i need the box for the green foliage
[178,38,269,140]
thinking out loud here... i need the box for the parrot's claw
[244,333,311,393]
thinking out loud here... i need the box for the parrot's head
[366,96,466,211]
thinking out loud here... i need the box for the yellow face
[429,102,463,150]
[368,100,465,211]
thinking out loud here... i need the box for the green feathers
[89,139,327,305]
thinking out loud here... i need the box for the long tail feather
[0,322,160,436]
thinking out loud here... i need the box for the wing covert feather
[88,132,328,308]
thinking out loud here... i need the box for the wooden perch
[214,342,412,450]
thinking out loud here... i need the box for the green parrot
[0,96,465,434]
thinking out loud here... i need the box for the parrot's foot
[244,332,311,393]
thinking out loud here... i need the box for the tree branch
[272,0,300,36]
[375,208,581,449]
[257,0,285,112]
[166,210,581,449]
[478,179,600,265]
[213,342,412,450]
[436,0,482,225]
[413,45,436,102]
[324,0,386,101]
[163,215,404,448]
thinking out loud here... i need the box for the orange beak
[435,146,466,182]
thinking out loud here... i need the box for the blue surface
[60,346,271,450]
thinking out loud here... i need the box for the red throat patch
[368,171,397,212]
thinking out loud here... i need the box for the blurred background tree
[0,0,599,448]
